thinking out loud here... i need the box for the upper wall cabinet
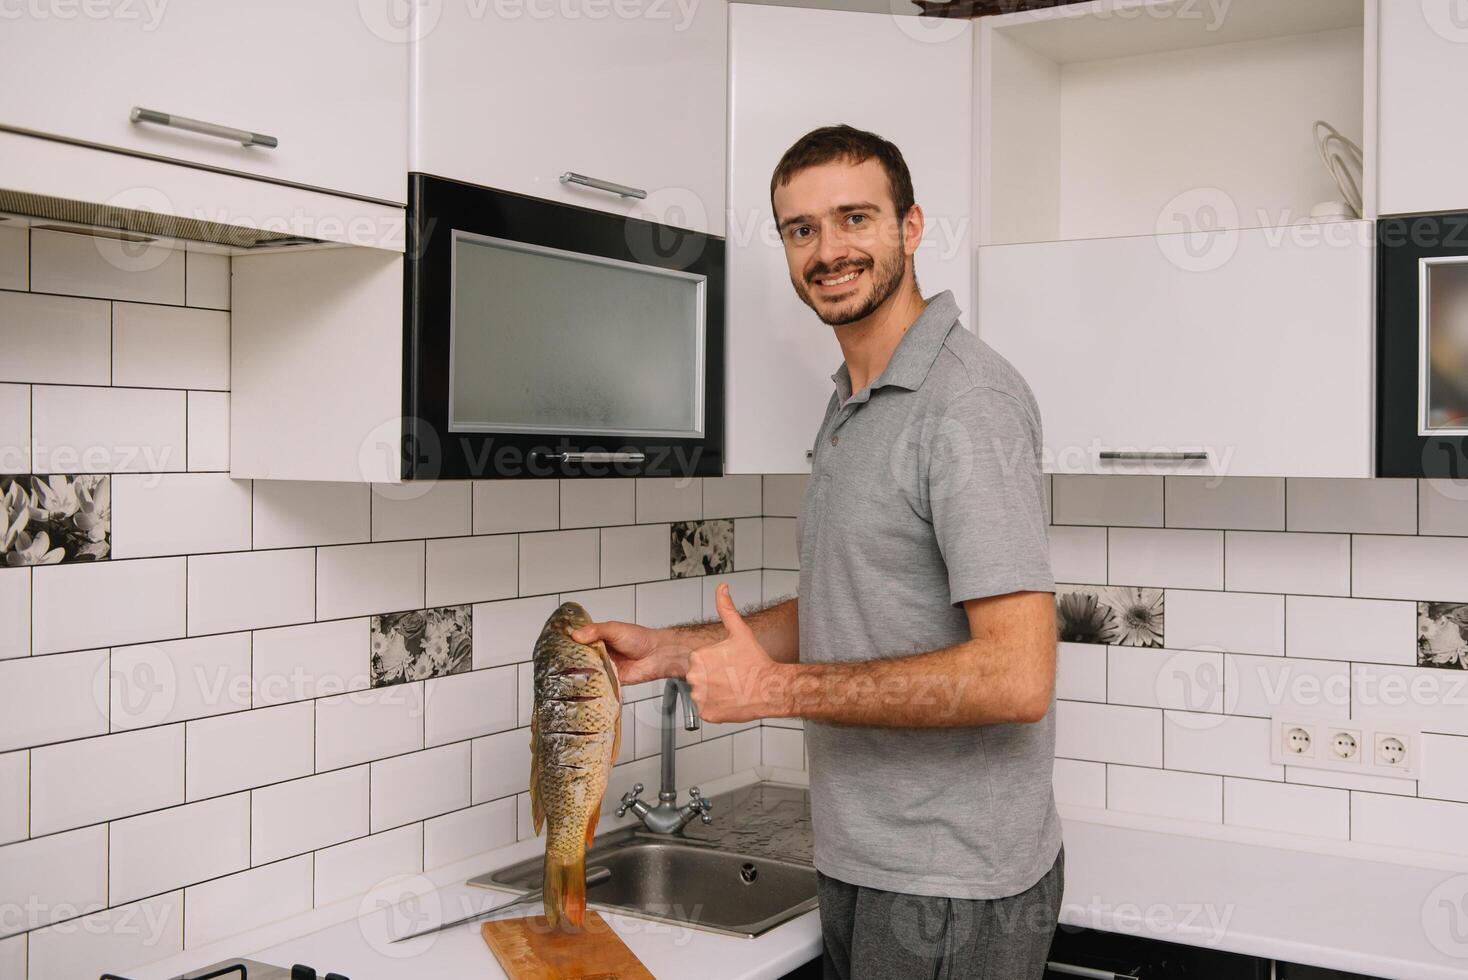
[412,0,727,236]
[0,2,408,204]
[725,3,973,474]
[975,0,1378,478]
[1378,0,1468,215]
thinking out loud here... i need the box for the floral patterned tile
[1056,584,1164,648]
[1419,602,1468,670]
[371,605,472,687]
[670,519,734,579]
[2,475,111,565]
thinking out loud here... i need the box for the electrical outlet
[1376,733,1409,768]
[1327,728,1360,762]
[1270,716,1420,779]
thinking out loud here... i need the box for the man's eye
[790,227,812,240]
[847,214,868,225]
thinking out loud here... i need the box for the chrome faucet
[615,679,714,834]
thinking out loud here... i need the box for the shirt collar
[830,290,961,405]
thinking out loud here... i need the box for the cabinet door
[977,223,1375,478]
[725,4,973,474]
[1379,1,1468,215]
[0,3,407,204]
[414,0,727,236]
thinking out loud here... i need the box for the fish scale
[529,601,622,930]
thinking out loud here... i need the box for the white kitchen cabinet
[977,222,1375,478]
[412,0,727,235]
[1378,0,1468,215]
[725,4,974,474]
[0,3,407,204]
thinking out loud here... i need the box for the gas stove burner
[100,958,348,980]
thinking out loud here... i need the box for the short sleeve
[925,385,1056,605]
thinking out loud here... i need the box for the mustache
[806,259,871,284]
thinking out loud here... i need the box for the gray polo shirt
[796,289,1061,900]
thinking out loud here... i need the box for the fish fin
[543,851,587,930]
[529,719,544,837]
[584,807,600,848]
[594,639,622,704]
[609,693,623,764]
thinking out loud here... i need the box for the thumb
[569,622,607,644]
[715,583,751,638]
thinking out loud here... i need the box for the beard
[791,245,907,327]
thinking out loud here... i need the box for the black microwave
[1378,211,1468,477]
[401,174,725,480]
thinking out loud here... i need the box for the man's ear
[903,203,925,257]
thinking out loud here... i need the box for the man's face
[773,158,918,327]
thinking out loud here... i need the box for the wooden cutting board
[480,912,654,980]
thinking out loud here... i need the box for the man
[573,125,1063,979]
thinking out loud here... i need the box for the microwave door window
[1425,258,1468,436]
[448,232,704,438]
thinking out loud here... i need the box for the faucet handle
[616,783,645,817]
[687,786,714,824]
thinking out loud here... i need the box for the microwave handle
[532,451,646,464]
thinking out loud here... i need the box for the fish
[530,600,622,929]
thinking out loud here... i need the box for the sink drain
[740,862,758,884]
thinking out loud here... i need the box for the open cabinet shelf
[977,0,1377,247]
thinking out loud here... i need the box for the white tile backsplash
[1350,793,1468,856]
[185,390,229,472]
[1108,528,1223,590]
[371,743,471,832]
[1352,534,1468,602]
[1223,778,1348,839]
[1283,595,1418,665]
[315,684,425,772]
[30,725,184,836]
[471,728,532,804]
[519,529,599,595]
[182,854,313,949]
[600,523,669,586]
[252,618,371,706]
[0,752,27,845]
[561,479,635,529]
[185,701,314,802]
[423,796,516,870]
[1053,474,1162,527]
[703,475,761,518]
[1047,525,1108,583]
[1163,589,1284,657]
[111,302,230,391]
[425,534,517,607]
[472,480,558,534]
[28,229,184,305]
[252,766,369,864]
[184,251,230,310]
[371,481,472,541]
[1163,712,1282,781]
[0,383,29,475]
[1224,531,1352,597]
[0,825,107,936]
[110,473,252,558]
[33,557,185,654]
[0,225,27,291]
[1163,477,1284,531]
[31,384,186,473]
[0,292,111,386]
[0,567,30,659]
[109,793,250,906]
[424,665,516,747]
[1107,764,1221,823]
[1052,758,1106,808]
[188,547,315,635]
[1056,701,1162,767]
[316,540,424,620]
[111,633,252,730]
[0,649,109,752]
[1056,642,1106,702]
[27,891,183,980]
[1287,478,1418,535]
[252,480,371,550]
[313,824,422,908]
[472,594,560,669]
[636,477,702,523]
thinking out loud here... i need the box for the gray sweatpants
[816,845,1064,980]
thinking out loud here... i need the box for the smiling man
[573,125,1063,979]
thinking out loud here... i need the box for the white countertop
[134,770,1468,979]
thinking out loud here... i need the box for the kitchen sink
[468,782,818,938]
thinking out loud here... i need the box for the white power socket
[1269,715,1419,779]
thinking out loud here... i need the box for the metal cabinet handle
[1045,962,1125,980]
[1099,451,1210,461]
[559,172,647,200]
[532,451,646,464]
[130,106,278,149]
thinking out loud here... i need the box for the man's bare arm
[689,589,1056,727]
[666,597,800,663]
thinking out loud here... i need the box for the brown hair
[769,125,916,223]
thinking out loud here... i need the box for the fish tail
[543,851,587,930]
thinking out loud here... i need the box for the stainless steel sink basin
[468,784,818,938]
